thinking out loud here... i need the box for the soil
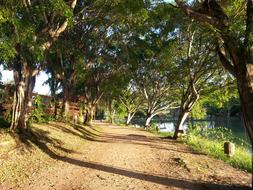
[0,123,252,190]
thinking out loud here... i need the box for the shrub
[29,95,52,124]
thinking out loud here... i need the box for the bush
[29,95,52,124]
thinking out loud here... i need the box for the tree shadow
[91,133,205,156]
[70,123,100,137]
[56,158,250,190]
[15,136,249,190]
[48,123,97,141]
[8,125,250,190]
[10,127,78,155]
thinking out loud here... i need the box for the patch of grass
[147,125,174,137]
[148,125,252,172]
[182,135,252,172]
[0,122,99,184]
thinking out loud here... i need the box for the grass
[147,126,174,137]
[0,122,100,184]
[147,126,252,172]
[183,135,252,172]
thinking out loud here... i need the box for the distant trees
[119,84,143,125]
[0,0,251,147]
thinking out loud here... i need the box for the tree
[173,24,222,139]
[76,62,112,125]
[119,83,143,125]
[175,0,253,144]
[0,0,77,132]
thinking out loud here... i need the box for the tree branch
[175,0,218,26]
[216,46,236,77]
[42,0,77,50]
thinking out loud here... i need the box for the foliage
[190,100,207,120]
[29,95,53,124]
[0,117,9,128]
[0,88,7,104]
[187,125,251,148]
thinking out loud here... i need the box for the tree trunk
[10,61,35,132]
[107,100,114,124]
[53,98,58,119]
[173,110,189,139]
[126,112,135,125]
[173,87,199,139]
[145,113,154,128]
[236,64,253,145]
[62,83,71,119]
[85,104,95,125]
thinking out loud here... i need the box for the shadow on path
[14,129,250,190]
[11,124,251,190]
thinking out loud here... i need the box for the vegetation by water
[149,125,252,172]
[184,126,252,172]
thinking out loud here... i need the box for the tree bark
[85,104,95,125]
[145,113,154,128]
[10,60,35,132]
[62,80,73,119]
[107,100,115,124]
[173,82,199,139]
[236,64,253,144]
[126,112,135,125]
[173,110,189,139]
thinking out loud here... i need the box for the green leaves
[51,0,73,18]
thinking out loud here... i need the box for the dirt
[0,123,252,190]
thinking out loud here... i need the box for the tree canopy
[0,0,251,144]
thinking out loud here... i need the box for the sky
[0,65,50,95]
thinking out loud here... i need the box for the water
[156,117,250,144]
[130,117,249,142]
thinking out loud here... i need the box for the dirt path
[3,124,252,190]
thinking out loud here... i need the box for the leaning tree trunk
[173,110,189,139]
[126,112,135,125]
[145,113,154,128]
[173,84,199,139]
[10,61,35,133]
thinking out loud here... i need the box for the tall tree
[173,25,221,139]
[0,0,77,132]
[175,0,253,143]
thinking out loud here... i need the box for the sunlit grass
[0,122,99,184]
[147,125,252,172]
[183,135,252,172]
